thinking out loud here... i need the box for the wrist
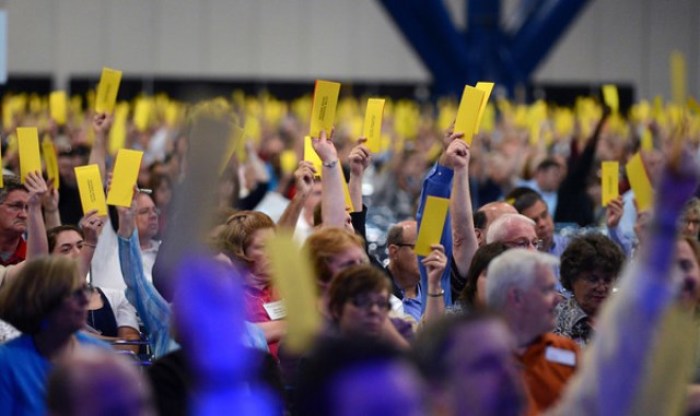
[44,207,58,213]
[322,159,338,168]
[83,242,97,249]
[427,289,445,297]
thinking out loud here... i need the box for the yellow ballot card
[221,125,245,172]
[475,82,494,133]
[107,149,143,207]
[42,137,60,190]
[602,84,619,113]
[363,98,385,153]
[49,91,67,126]
[670,51,687,105]
[641,128,654,151]
[280,150,298,176]
[601,161,619,206]
[17,127,42,183]
[75,164,107,216]
[414,196,450,256]
[109,103,129,155]
[339,165,355,213]
[133,98,152,132]
[309,80,340,138]
[304,135,323,178]
[266,232,321,353]
[625,153,654,212]
[454,86,485,144]
[688,97,700,115]
[95,67,122,113]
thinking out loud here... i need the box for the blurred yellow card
[414,196,450,256]
[221,125,245,172]
[108,103,129,155]
[670,51,687,105]
[601,161,619,206]
[625,152,654,212]
[49,91,67,126]
[454,85,485,144]
[266,232,321,354]
[107,149,143,207]
[475,82,494,133]
[688,97,700,115]
[309,80,340,138]
[75,164,107,216]
[42,137,60,190]
[304,135,323,178]
[641,128,654,151]
[133,98,152,132]
[363,98,385,153]
[602,84,619,113]
[17,127,42,184]
[95,67,122,113]
[280,150,298,176]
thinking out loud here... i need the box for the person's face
[244,227,275,283]
[520,200,553,250]
[521,265,561,336]
[135,194,160,240]
[0,190,29,235]
[500,220,540,251]
[333,361,425,416]
[441,320,525,416]
[570,269,615,317]
[675,240,700,308]
[52,230,84,260]
[336,289,391,337]
[536,166,562,192]
[390,223,419,280]
[327,245,368,277]
[682,211,700,239]
[47,279,91,334]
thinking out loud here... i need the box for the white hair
[485,248,559,311]
[485,213,536,244]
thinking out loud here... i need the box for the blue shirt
[400,284,423,322]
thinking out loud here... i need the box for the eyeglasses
[350,295,392,311]
[137,207,161,216]
[69,284,95,300]
[580,273,615,285]
[1,202,29,212]
[395,243,415,249]
[504,238,543,250]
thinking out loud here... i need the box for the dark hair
[504,187,538,205]
[560,233,625,291]
[0,175,27,204]
[386,223,406,246]
[512,191,544,214]
[458,242,509,307]
[47,225,84,253]
[473,211,487,230]
[328,264,390,322]
[536,158,561,172]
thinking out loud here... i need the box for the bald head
[486,213,537,249]
[475,202,518,246]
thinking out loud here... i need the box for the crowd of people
[0,89,699,415]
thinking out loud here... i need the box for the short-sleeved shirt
[0,238,26,267]
[244,284,281,357]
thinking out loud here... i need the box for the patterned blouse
[554,297,593,348]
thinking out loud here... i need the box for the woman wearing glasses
[0,256,109,415]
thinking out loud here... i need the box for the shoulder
[543,333,580,353]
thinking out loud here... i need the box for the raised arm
[24,172,49,259]
[42,179,61,229]
[277,161,316,229]
[420,244,448,327]
[348,138,371,212]
[90,113,113,179]
[76,210,104,278]
[312,130,347,228]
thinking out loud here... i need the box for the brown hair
[217,210,275,264]
[47,225,84,254]
[327,264,391,323]
[304,227,365,284]
[0,256,82,334]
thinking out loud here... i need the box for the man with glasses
[385,221,422,321]
[0,177,31,266]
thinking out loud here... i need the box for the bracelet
[322,159,338,168]
[427,290,444,297]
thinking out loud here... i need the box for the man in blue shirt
[385,221,423,322]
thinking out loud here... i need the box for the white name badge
[545,346,576,367]
[263,300,287,321]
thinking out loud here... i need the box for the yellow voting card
[133,98,152,132]
[49,91,67,126]
[107,149,143,207]
[454,86,485,144]
[266,232,321,353]
[601,161,619,206]
[309,80,340,138]
[304,135,323,178]
[75,164,107,216]
[339,165,355,213]
[625,153,654,212]
[641,128,654,151]
[414,196,450,256]
[670,51,687,105]
[95,67,122,113]
[363,98,385,153]
[17,127,42,184]
[221,124,245,173]
[475,82,494,133]
[280,150,298,176]
[602,84,619,113]
[42,137,59,190]
[109,103,129,155]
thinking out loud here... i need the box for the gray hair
[0,176,26,204]
[485,249,559,311]
[485,213,535,244]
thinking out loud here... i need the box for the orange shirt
[518,333,580,415]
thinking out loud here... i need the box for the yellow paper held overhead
[49,91,67,126]
[625,153,654,212]
[339,165,355,213]
[17,127,42,183]
[75,164,107,216]
[309,80,341,138]
[133,98,153,132]
[304,135,323,178]
[601,161,619,206]
[280,150,298,176]
[474,82,494,133]
[362,98,385,153]
[265,232,321,354]
[107,149,143,207]
[95,67,122,114]
[602,84,619,113]
[109,103,129,155]
[221,125,245,172]
[641,128,654,151]
[414,196,450,256]
[42,137,60,190]
[670,51,687,105]
[454,85,485,144]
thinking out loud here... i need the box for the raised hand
[311,129,338,163]
[443,138,470,170]
[348,138,371,177]
[294,161,317,199]
[79,210,105,247]
[606,196,624,229]
[92,112,114,136]
[24,172,48,207]
[422,244,447,293]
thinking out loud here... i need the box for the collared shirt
[399,284,422,322]
[554,298,593,348]
[0,238,26,267]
